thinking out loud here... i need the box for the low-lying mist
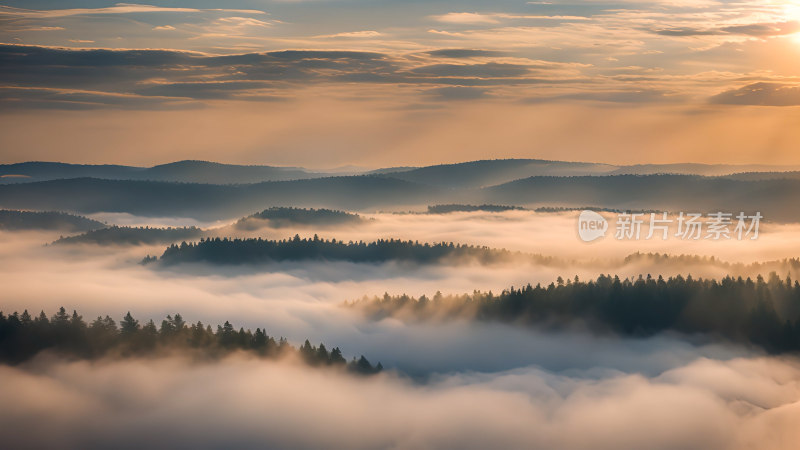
[1,353,799,449]
[5,210,800,448]
[80,209,800,265]
[0,230,758,374]
[1,222,798,374]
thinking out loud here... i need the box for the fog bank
[1,354,799,449]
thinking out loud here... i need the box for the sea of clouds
[3,211,800,448]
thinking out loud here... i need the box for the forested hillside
[152,236,554,266]
[352,273,800,353]
[54,225,205,245]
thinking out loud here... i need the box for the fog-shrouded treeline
[151,236,558,266]
[423,204,656,215]
[236,206,363,230]
[620,253,800,278]
[0,308,382,374]
[351,273,800,353]
[54,225,205,246]
[427,204,525,214]
[148,232,800,280]
[534,206,662,214]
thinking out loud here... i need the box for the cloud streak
[0,4,266,19]
[710,82,800,106]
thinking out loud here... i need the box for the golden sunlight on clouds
[1,0,799,165]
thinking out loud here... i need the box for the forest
[54,225,205,245]
[351,273,800,353]
[0,308,382,374]
[152,236,554,266]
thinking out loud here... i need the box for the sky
[1,0,799,167]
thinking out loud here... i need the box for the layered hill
[2,159,799,221]
[0,160,326,184]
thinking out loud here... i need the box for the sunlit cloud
[710,82,800,105]
[314,30,383,39]
[4,26,64,32]
[5,354,800,449]
[2,0,800,163]
[430,12,591,25]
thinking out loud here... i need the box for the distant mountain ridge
[376,159,800,189]
[378,159,618,189]
[0,175,439,220]
[0,209,105,232]
[2,158,798,186]
[0,160,328,185]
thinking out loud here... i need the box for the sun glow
[785,1,800,38]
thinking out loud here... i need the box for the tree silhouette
[0,308,382,375]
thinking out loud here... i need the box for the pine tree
[120,312,140,335]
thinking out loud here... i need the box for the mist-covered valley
[3,161,800,449]
[5,0,800,442]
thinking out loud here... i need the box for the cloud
[201,16,274,35]
[721,21,800,37]
[3,26,65,32]
[0,4,266,19]
[709,83,800,106]
[426,49,506,59]
[0,0,797,116]
[0,225,788,444]
[132,81,276,100]
[5,187,800,448]
[427,86,490,100]
[314,31,383,39]
[653,27,721,37]
[652,21,800,37]
[410,62,531,78]
[0,44,396,108]
[0,44,588,109]
[431,12,503,25]
[1,353,800,449]
[524,89,677,104]
[0,86,201,110]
